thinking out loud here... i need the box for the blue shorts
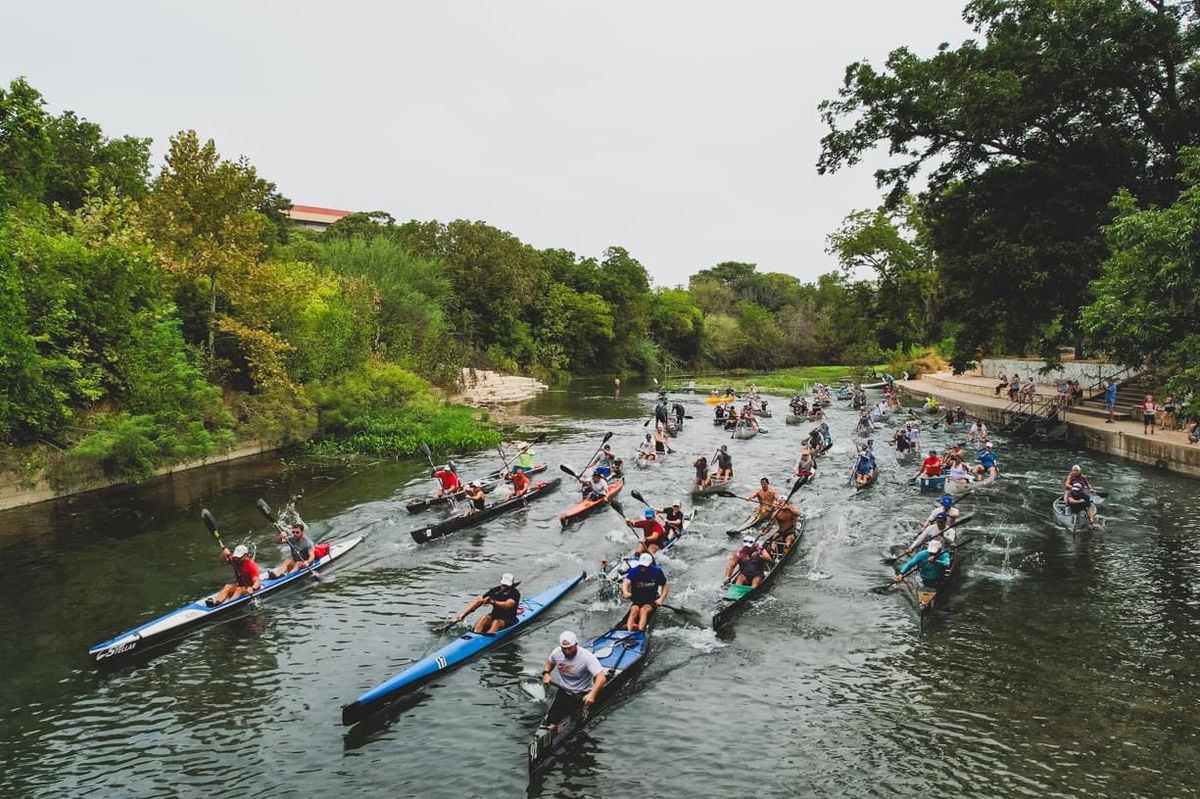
[593,466,612,478]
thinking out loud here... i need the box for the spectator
[994,373,1008,397]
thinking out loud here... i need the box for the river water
[1,379,1198,798]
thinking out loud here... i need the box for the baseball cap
[232,545,249,558]
[499,572,514,587]
[559,631,578,647]
[644,508,655,518]
[638,553,654,567]
[742,535,756,545]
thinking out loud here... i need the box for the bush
[885,345,949,377]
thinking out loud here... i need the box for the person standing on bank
[1142,395,1158,435]
[1105,379,1118,423]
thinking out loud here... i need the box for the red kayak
[558,478,624,528]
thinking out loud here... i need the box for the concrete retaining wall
[980,358,1128,384]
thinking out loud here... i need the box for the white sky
[3,1,972,287]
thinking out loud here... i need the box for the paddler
[853,447,878,487]
[927,494,960,525]
[715,445,733,480]
[653,425,669,455]
[655,500,686,538]
[621,552,668,631]
[855,410,873,436]
[268,521,315,578]
[904,512,955,555]
[463,481,488,514]
[542,630,607,722]
[915,449,943,481]
[893,428,912,458]
[1065,481,1098,528]
[945,456,972,485]
[725,534,773,587]
[637,432,658,463]
[748,478,780,523]
[582,470,610,501]
[808,426,823,452]
[820,421,832,449]
[655,398,669,427]
[795,448,817,483]
[974,442,999,480]
[626,508,668,554]
[207,544,261,606]
[433,463,461,497]
[672,402,686,427]
[767,501,801,553]
[895,539,951,589]
[968,419,987,443]
[513,443,536,474]
[508,467,531,497]
[693,455,711,488]
[1063,464,1094,494]
[453,572,521,634]
[588,443,618,479]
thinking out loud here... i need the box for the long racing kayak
[712,519,805,630]
[604,510,695,582]
[341,571,587,726]
[558,478,624,528]
[528,606,657,772]
[410,478,561,543]
[89,536,364,664]
[405,463,549,513]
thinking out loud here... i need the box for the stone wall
[979,358,1128,385]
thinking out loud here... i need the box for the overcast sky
[4,1,972,286]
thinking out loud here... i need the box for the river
[1,379,1197,798]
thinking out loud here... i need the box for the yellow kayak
[705,395,739,404]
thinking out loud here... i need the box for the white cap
[672,500,682,507]
[927,540,943,553]
[742,535,756,545]
[499,572,514,587]
[232,544,249,558]
[638,553,654,567]
[985,442,993,448]
[1071,464,1081,471]
[559,630,578,646]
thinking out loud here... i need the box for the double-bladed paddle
[200,508,245,587]
[560,432,614,481]
[879,513,974,565]
[432,581,525,632]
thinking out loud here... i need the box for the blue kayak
[341,570,587,726]
[89,537,364,664]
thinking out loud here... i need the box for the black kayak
[410,478,561,543]
[713,518,806,630]
[406,463,548,513]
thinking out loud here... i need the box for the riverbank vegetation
[818,0,1200,407]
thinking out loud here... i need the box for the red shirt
[435,469,459,491]
[233,557,259,587]
[631,519,666,542]
[922,456,943,477]
[510,470,530,493]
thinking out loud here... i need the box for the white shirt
[548,646,604,694]
[926,505,961,523]
[948,463,972,481]
[908,521,958,551]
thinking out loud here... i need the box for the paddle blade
[559,463,579,479]
[255,498,277,523]
[712,490,741,498]
[201,508,219,535]
[630,490,646,505]
[601,431,613,444]
[609,498,626,517]
[869,582,899,594]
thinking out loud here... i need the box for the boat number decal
[436,656,447,670]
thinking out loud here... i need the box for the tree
[1081,148,1200,406]
[43,111,151,210]
[649,289,704,366]
[325,210,396,240]
[142,130,271,368]
[0,77,50,209]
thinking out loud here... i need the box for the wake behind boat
[89,536,364,664]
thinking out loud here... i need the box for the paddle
[200,508,245,588]
[880,513,975,565]
[562,432,614,481]
[722,476,805,545]
[433,582,525,632]
[419,442,436,469]
[256,498,323,581]
[871,535,972,594]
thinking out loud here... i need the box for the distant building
[284,204,353,232]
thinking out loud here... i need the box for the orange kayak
[558,478,624,528]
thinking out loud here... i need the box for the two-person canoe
[410,478,562,543]
[896,543,962,632]
[604,510,696,582]
[559,478,624,529]
[733,422,758,440]
[691,478,732,499]
[712,519,805,630]
[405,463,549,513]
[341,571,586,726]
[89,537,364,664]
[528,606,657,773]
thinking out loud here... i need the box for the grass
[671,365,887,394]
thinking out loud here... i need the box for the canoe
[341,571,586,726]
[604,510,696,582]
[559,478,625,528]
[1052,498,1098,533]
[854,468,878,491]
[405,463,549,513]
[751,409,772,418]
[918,475,946,493]
[899,544,962,631]
[666,417,680,436]
[705,395,738,404]
[89,536,364,664]
[409,478,562,543]
[691,478,732,498]
[528,607,657,772]
[733,423,758,440]
[712,518,805,630]
[785,414,804,425]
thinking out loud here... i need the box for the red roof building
[284,205,354,231]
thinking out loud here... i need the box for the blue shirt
[624,565,666,604]
[901,549,951,583]
[1106,383,1117,403]
[856,455,876,474]
[979,450,997,469]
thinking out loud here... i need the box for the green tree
[43,111,151,210]
[0,77,50,209]
[649,289,704,366]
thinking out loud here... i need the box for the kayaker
[946,457,972,485]
[207,544,261,606]
[808,427,823,453]
[926,495,961,525]
[795,448,817,482]
[916,449,943,481]
[895,539,951,588]
[974,442,999,480]
[1063,464,1094,494]
[715,403,728,422]
[855,411,873,436]
[968,419,987,442]
[589,444,618,479]
[693,456,711,488]
[626,509,668,554]
[637,433,658,464]
[853,449,877,487]
[655,500,686,538]
[655,399,669,427]
[621,552,668,631]
[454,572,521,634]
[768,502,801,552]
[433,464,460,498]
[513,443,536,473]
[583,471,610,501]
[542,630,607,722]
[653,425,669,455]
[905,422,921,451]
[463,482,488,514]
[509,468,531,497]
[725,535,773,587]
[269,521,315,577]
[672,402,686,426]
[894,428,912,457]
[1065,481,1098,528]
[905,512,954,555]
[748,478,780,523]
[715,445,733,480]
